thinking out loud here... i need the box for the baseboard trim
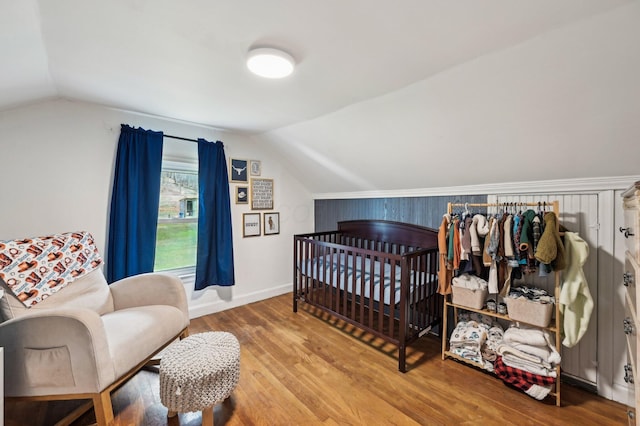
[188,283,291,319]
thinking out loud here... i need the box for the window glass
[154,169,198,271]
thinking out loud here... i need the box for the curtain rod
[164,134,198,143]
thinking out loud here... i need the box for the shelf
[443,349,559,402]
[444,300,557,333]
[443,350,487,370]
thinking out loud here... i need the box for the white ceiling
[1,0,633,134]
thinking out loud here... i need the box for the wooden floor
[6,292,628,425]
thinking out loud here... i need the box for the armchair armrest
[0,308,116,397]
[109,272,189,320]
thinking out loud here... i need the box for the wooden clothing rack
[441,200,562,406]
[446,201,559,217]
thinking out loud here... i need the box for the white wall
[258,2,640,194]
[0,99,314,317]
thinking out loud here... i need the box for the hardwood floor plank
[5,293,628,425]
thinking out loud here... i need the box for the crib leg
[293,292,298,313]
[398,343,407,373]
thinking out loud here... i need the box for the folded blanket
[502,353,557,378]
[503,325,552,347]
[449,320,488,348]
[496,344,552,370]
[510,341,561,366]
[481,325,504,362]
[450,347,483,365]
[452,273,488,290]
[494,356,554,400]
[0,231,102,307]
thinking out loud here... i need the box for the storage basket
[505,297,554,328]
[451,286,488,310]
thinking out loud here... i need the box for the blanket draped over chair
[0,231,102,307]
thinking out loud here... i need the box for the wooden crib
[293,220,441,372]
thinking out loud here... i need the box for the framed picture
[250,178,274,210]
[235,186,248,204]
[250,160,262,176]
[242,213,261,237]
[229,158,248,183]
[263,212,280,235]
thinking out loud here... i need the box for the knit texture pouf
[160,331,240,413]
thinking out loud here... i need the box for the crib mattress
[299,254,432,305]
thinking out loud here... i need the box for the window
[154,167,199,271]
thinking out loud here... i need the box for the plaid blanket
[0,231,102,307]
[494,356,555,400]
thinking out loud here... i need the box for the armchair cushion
[0,269,114,322]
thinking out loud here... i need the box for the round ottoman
[160,331,240,424]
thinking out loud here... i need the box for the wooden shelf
[442,350,486,370]
[444,300,558,333]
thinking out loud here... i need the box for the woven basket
[506,297,554,327]
[451,286,488,310]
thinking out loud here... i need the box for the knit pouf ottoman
[160,331,240,425]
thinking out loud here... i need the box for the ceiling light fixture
[246,47,295,79]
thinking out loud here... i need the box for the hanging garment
[519,210,537,252]
[452,218,461,270]
[460,216,473,261]
[483,216,496,267]
[437,214,453,295]
[559,231,593,348]
[534,212,566,271]
[471,214,490,255]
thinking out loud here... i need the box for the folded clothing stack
[494,325,561,400]
[452,273,488,290]
[508,285,554,304]
[450,312,504,371]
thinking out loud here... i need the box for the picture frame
[242,213,261,237]
[263,212,280,235]
[229,158,248,183]
[250,178,274,210]
[235,186,248,204]
[250,160,262,176]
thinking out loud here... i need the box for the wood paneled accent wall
[314,195,488,231]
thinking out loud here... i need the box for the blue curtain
[195,139,235,289]
[107,125,163,283]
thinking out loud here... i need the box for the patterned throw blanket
[0,231,102,307]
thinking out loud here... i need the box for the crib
[293,220,441,372]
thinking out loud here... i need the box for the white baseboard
[188,283,292,319]
[609,381,632,406]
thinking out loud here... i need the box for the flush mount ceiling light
[246,47,295,79]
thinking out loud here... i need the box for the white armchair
[0,268,190,425]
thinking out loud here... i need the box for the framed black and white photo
[229,158,248,183]
[263,212,280,235]
[250,178,274,210]
[235,186,248,204]
[242,213,261,237]
[250,160,262,176]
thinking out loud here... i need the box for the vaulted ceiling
[3,1,639,193]
[2,0,632,133]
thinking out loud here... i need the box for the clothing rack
[447,201,559,217]
[442,199,562,406]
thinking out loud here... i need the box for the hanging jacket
[519,210,538,252]
[438,214,453,295]
[560,232,593,348]
[534,212,566,271]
